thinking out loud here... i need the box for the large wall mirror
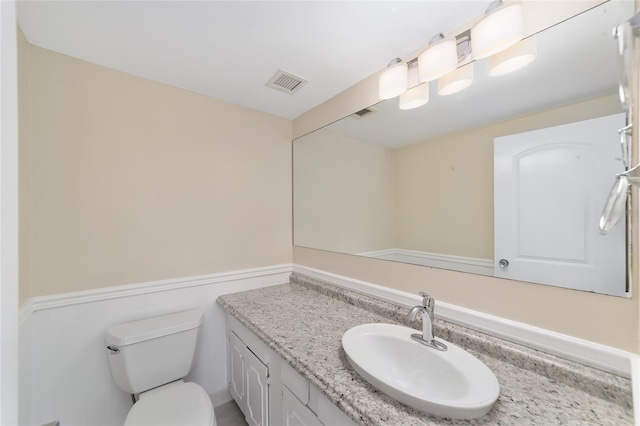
[293,1,634,297]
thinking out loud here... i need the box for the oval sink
[342,323,499,420]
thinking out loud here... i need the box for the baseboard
[210,389,233,408]
[360,248,493,276]
[18,264,294,326]
[292,265,633,378]
[358,248,397,258]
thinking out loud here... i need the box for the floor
[215,399,248,426]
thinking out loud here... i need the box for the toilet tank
[105,308,203,395]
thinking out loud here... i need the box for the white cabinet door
[312,385,357,426]
[229,331,246,415]
[245,348,269,426]
[283,387,323,426]
[494,113,626,296]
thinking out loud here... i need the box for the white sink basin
[342,323,500,420]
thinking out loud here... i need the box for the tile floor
[214,399,248,426]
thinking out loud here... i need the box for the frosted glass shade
[438,63,473,96]
[379,61,408,99]
[399,83,429,110]
[471,2,524,60]
[488,36,537,76]
[418,38,458,83]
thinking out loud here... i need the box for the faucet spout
[407,305,425,322]
[406,306,434,341]
[406,291,447,351]
[420,309,434,342]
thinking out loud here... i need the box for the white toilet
[105,308,217,426]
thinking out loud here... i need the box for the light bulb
[399,84,429,110]
[471,1,524,60]
[438,64,473,96]
[488,36,537,76]
[379,59,408,100]
[418,38,458,83]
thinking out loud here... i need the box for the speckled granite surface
[217,273,633,426]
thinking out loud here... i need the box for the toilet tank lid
[105,308,203,346]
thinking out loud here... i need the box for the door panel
[283,387,323,426]
[229,331,246,415]
[494,113,626,296]
[245,349,269,426]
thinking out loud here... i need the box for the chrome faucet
[407,292,447,351]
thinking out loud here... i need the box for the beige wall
[395,94,621,260]
[394,124,493,260]
[293,94,620,261]
[293,2,639,352]
[18,38,293,302]
[294,129,395,253]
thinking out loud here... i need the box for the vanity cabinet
[226,314,356,426]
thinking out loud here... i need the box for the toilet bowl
[125,381,216,426]
[105,309,217,426]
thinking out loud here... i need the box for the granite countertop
[217,273,634,426]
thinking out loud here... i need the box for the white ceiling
[16,1,489,120]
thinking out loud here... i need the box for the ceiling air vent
[266,69,308,95]
[350,107,378,120]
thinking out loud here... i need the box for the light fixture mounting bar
[485,0,503,14]
[406,30,472,67]
[455,30,472,63]
[387,57,403,67]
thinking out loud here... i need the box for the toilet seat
[125,381,215,426]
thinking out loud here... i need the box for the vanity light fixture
[471,0,525,60]
[400,84,430,110]
[418,33,458,83]
[379,58,409,99]
[377,1,527,103]
[488,36,537,76]
[438,63,474,96]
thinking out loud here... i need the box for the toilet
[105,308,216,426]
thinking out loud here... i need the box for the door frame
[0,0,20,423]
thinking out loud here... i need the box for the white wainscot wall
[19,265,293,426]
[19,263,638,425]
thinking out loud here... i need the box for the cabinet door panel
[314,385,357,426]
[245,349,269,426]
[281,361,309,405]
[229,332,246,414]
[283,387,323,426]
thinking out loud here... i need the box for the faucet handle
[418,292,433,307]
[418,292,435,316]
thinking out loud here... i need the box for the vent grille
[350,107,378,120]
[266,69,308,95]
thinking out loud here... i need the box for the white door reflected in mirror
[493,114,627,297]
